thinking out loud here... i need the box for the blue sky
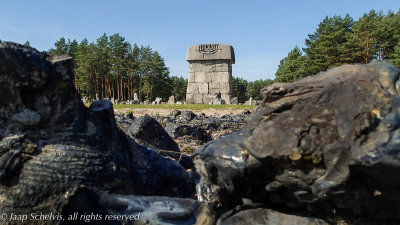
[1,0,399,81]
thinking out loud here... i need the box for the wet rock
[163,113,248,153]
[0,42,196,223]
[128,114,180,152]
[63,188,215,225]
[179,110,197,121]
[193,62,400,224]
[170,109,181,120]
[217,208,329,225]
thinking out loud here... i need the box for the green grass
[85,103,257,110]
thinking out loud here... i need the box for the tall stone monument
[186,44,235,104]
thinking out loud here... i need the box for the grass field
[86,103,257,110]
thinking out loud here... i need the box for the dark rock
[0,42,196,222]
[193,62,400,224]
[63,187,215,225]
[217,208,329,225]
[198,112,206,119]
[126,114,195,169]
[115,113,135,135]
[170,109,181,119]
[165,123,210,141]
[125,111,134,120]
[164,113,248,152]
[179,110,197,121]
[128,114,180,152]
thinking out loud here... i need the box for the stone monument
[186,44,235,104]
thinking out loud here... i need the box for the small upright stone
[155,97,162,104]
[168,95,175,105]
[231,97,238,105]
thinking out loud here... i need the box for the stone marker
[133,93,139,101]
[168,95,175,105]
[230,97,238,105]
[186,44,235,104]
[155,97,162,104]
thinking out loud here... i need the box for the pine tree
[391,42,400,68]
[275,47,308,82]
[232,77,248,103]
[74,39,94,97]
[388,10,400,63]
[304,14,353,74]
[151,51,171,100]
[139,46,153,101]
[347,10,380,63]
[170,76,187,101]
[246,79,273,100]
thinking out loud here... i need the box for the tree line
[232,77,273,102]
[48,33,187,102]
[48,34,271,103]
[275,10,400,82]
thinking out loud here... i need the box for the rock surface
[0,42,196,224]
[193,62,400,225]
[217,208,328,225]
[128,114,180,152]
[163,110,248,152]
[4,41,400,225]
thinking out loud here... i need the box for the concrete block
[212,73,222,82]
[209,88,219,94]
[195,72,206,83]
[221,93,231,102]
[221,72,230,83]
[199,83,209,93]
[188,72,195,82]
[186,93,194,104]
[220,82,230,93]
[209,82,220,89]
[187,83,199,94]
[193,93,203,104]
[204,94,217,104]
[205,73,213,82]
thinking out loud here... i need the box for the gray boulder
[193,62,400,225]
[0,42,197,223]
[128,114,180,152]
[217,208,328,225]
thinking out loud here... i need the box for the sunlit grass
[85,103,257,110]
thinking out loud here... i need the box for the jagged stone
[179,110,197,121]
[0,42,197,224]
[217,208,329,225]
[128,114,180,152]
[193,62,400,225]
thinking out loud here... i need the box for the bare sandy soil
[114,108,247,117]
